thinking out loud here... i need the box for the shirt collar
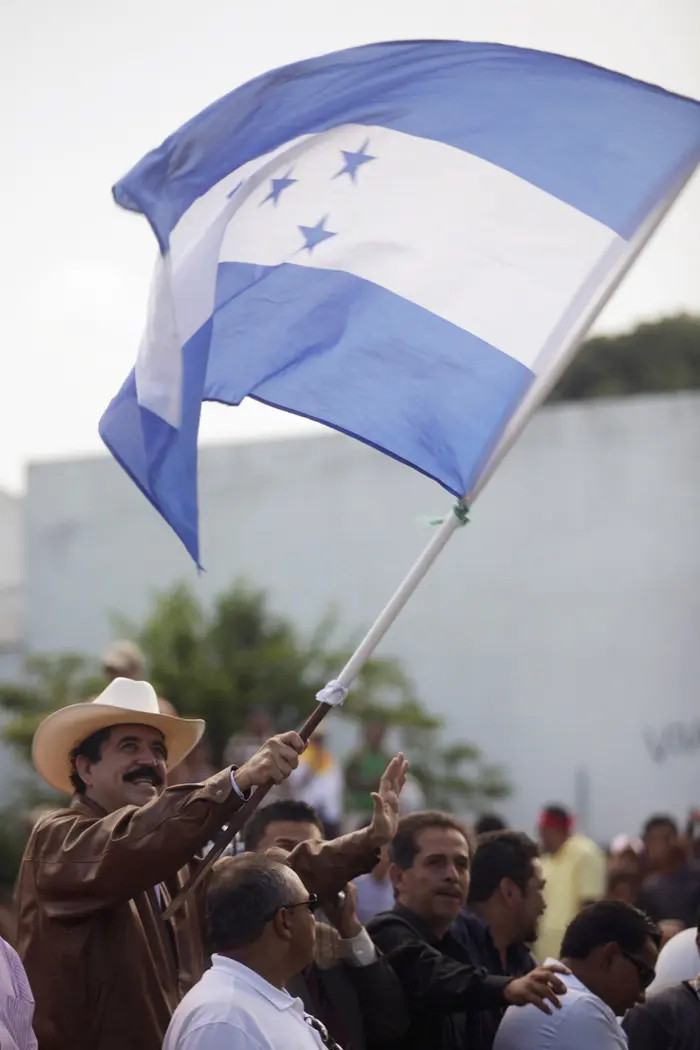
[211,955,299,1011]
[545,958,608,1000]
[458,909,535,970]
[460,908,490,940]
[71,795,108,817]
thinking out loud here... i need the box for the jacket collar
[70,794,109,817]
[392,903,450,946]
[459,907,536,970]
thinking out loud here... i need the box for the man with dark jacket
[623,913,700,1050]
[368,812,567,1050]
[244,797,409,1050]
[623,976,700,1050]
[17,678,399,1050]
[451,830,544,1048]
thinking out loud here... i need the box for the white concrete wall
[23,392,700,841]
[0,491,26,793]
[0,492,21,589]
[0,491,22,652]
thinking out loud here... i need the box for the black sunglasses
[284,893,319,915]
[621,950,656,989]
[264,893,319,924]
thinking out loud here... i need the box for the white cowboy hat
[32,677,205,795]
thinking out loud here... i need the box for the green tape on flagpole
[425,501,470,528]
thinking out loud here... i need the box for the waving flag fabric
[99,41,700,563]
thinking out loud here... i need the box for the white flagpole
[329,161,699,698]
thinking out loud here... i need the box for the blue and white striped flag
[100,41,700,564]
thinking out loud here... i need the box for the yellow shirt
[534,834,607,962]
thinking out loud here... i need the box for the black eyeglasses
[263,893,319,924]
[621,950,656,989]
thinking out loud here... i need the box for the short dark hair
[643,814,678,837]
[206,854,294,952]
[542,804,571,823]
[243,799,324,852]
[475,814,507,836]
[390,811,470,870]
[468,831,540,904]
[69,726,114,794]
[561,901,660,959]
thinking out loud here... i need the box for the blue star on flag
[298,215,337,253]
[262,170,297,205]
[334,139,376,183]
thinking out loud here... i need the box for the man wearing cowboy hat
[100,638,215,784]
[16,677,404,1050]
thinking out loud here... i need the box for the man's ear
[389,862,405,893]
[75,755,95,789]
[272,908,294,943]
[500,877,520,906]
[597,942,619,972]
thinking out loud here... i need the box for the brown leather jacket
[16,769,379,1050]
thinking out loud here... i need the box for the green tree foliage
[550,314,700,402]
[108,581,440,766]
[0,653,93,766]
[0,582,510,824]
[406,736,511,814]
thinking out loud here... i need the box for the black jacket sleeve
[347,953,410,1045]
[622,1003,672,1050]
[369,916,512,1013]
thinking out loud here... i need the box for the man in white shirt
[164,854,337,1050]
[494,900,660,1050]
[241,791,409,1048]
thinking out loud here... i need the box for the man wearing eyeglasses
[164,854,342,1050]
[493,901,660,1049]
[622,910,700,1049]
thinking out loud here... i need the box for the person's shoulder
[24,803,83,850]
[367,908,423,945]
[175,968,265,1023]
[568,834,604,857]
[645,981,700,1016]
[452,909,486,944]
[496,980,620,1049]
[166,1015,268,1050]
[562,985,625,1034]
[494,1000,554,1049]
[623,982,700,1042]
[0,935,24,980]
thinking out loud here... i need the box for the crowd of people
[0,654,698,1049]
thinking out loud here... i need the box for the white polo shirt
[493,959,629,1050]
[163,955,326,1050]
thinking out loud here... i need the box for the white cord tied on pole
[316,679,349,707]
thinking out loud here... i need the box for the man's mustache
[123,765,164,787]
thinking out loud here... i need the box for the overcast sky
[2,0,699,493]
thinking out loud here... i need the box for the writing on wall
[644,720,700,764]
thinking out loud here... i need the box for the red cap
[538,810,573,833]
